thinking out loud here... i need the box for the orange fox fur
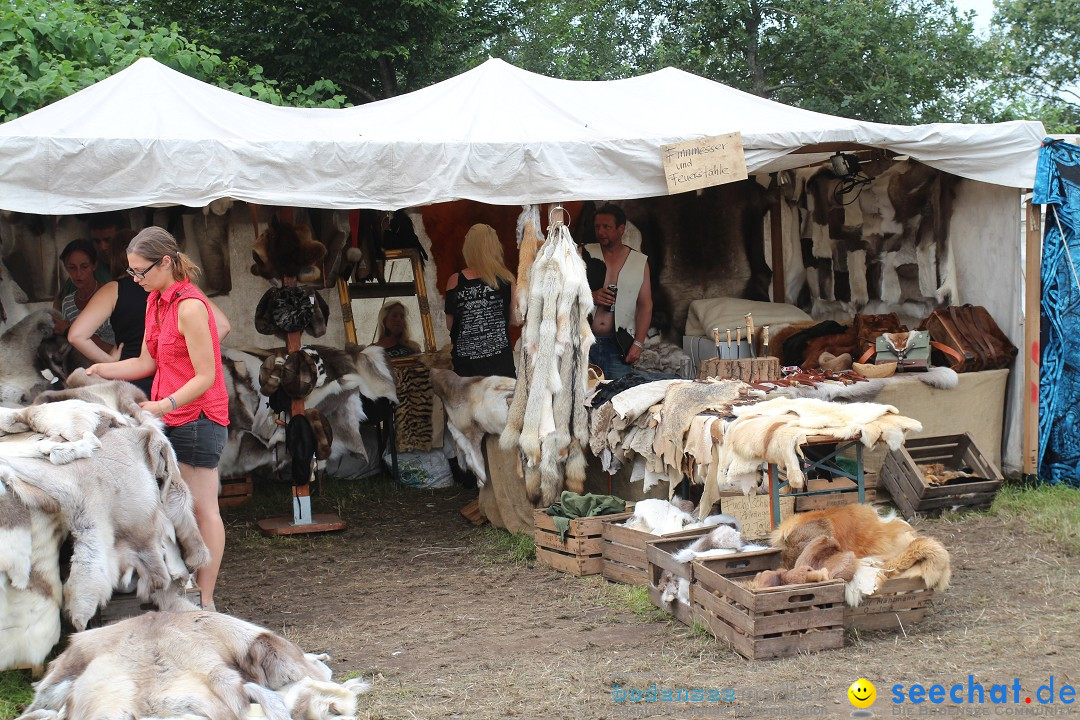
[771,504,951,592]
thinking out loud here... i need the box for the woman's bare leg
[180,462,225,607]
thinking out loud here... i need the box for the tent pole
[769,174,785,303]
[1022,199,1041,478]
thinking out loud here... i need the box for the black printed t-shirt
[445,276,515,378]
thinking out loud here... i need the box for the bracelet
[166,395,178,412]
[632,340,644,349]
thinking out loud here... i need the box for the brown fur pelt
[918,462,976,486]
[17,611,372,720]
[771,504,951,599]
[801,328,857,370]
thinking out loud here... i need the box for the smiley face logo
[848,678,876,708]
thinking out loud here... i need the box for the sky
[952,0,996,34]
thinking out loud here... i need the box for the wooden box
[533,509,633,577]
[691,549,846,660]
[845,576,934,632]
[219,475,254,509]
[717,492,793,540]
[795,475,878,512]
[881,434,1003,518]
[601,520,705,586]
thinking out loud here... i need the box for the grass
[472,525,535,565]
[0,670,35,720]
[987,481,1080,555]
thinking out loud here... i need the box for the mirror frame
[339,248,437,357]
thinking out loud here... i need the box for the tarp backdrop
[0,57,1046,214]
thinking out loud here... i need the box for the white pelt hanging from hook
[501,209,594,506]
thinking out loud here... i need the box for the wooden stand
[255,209,346,537]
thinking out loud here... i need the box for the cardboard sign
[661,132,748,194]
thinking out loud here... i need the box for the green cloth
[545,490,626,540]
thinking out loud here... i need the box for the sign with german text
[661,132,748,193]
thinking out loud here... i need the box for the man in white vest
[584,204,653,380]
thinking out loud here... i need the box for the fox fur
[771,504,951,600]
[17,611,372,720]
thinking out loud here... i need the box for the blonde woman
[86,226,230,611]
[444,223,516,378]
[374,301,421,358]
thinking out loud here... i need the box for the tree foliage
[0,0,346,122]
[989,0,1080,132]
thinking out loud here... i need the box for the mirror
[340,248,436,360]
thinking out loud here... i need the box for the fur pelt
[622,498,697,535]
[767,366,958,403]
[672,524,743,563]
[428,368,515,485]
[719,397,922,491]
[771,504,951,604]
[16,611,373,720]
[34,370,155,426]
[0,309,57,404]
[501,220,593,506]
[0,423,210,630]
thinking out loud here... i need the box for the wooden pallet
[601,520,706,586]
[533,509,634,577]
[845,576,934,632]
[881,434,1002,518]
[691,549,845,660]
[3,662,44,679]
[219,475,254,509]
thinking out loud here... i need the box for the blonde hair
[376,301,419,349]
[126,226,202,281]
[463,223,514,289]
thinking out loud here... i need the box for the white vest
[585,243,647,336]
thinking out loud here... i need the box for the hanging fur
[500,218,593,506]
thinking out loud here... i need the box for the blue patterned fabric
[1033,138,1080,486]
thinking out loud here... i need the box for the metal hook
[548,204,570,229]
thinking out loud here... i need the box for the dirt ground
[219,478,1079,720]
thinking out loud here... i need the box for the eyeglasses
[126,257,162,280]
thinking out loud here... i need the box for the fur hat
[280,350,318,399]
[285,413,316,486]
[267,386,291,414]
[270,286,315,334]
[253,288,279,336]
[251,215,326,283]
[306,291,330,338]
[305,408,333,461]
[258,352,287,396]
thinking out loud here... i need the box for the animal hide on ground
[16,611,372,720]
[770,504,951,606]
[429,368,515,485]
[501,219,594,506]
[0,420,209,631]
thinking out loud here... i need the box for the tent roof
[0,57,1046,214]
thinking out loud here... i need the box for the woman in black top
[444,223,517,378]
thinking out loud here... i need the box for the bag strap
[858,346,875,364]
[948,306,985,370]
[967,304,1000,364]
[931,340,965,368]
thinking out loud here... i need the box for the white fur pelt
[501,219,594,506]
[0,309,57,404]
[623,498,697,535]
[0,423,210,631]
[767,366,958,403]
[0,489,63,670]
[718,397,922,492]
[428,368,515,485]
[16,611,373,720]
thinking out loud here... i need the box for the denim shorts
[164,413,228,469]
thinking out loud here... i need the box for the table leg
[769,463,778,529]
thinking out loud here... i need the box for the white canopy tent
[0,57,1046,214]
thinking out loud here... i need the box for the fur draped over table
[501,210,594,507]
[0,384,210,671]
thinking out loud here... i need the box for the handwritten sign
[661,132,748,194]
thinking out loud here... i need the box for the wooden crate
[881,434,1003,518]
[533,509,633,577]
[795,476,878,511]
[691,549,846,660]
[845,576,934,632]
[219,475,254,509]
[92,585,203,627]
[601,519,706,586]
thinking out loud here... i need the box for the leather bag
[875,331,931,372]
[920,305,1017,373]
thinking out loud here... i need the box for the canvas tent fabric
[0,57,1047,214]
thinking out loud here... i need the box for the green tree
[654,0,996,124]
[989,0,1080,132]
[0,0,346,122]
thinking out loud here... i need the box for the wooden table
[768,434,865,528]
